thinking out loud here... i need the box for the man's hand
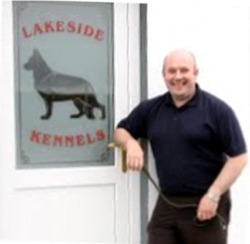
[197,193,219,221]
[125,138,144,171]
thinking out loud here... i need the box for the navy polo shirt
[117,85,247,196]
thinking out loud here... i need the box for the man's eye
[180,68,189,73]
[168,69,176,74]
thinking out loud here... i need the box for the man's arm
[208,153,248,197]
[114,128,144,171]
[197,153,248,221]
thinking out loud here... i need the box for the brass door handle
[107,143,127,173]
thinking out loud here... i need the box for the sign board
[13,1,114,168]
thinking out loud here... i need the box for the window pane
[13,1,114,168]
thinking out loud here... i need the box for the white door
[0,2,141,243]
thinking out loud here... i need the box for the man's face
[163,51,198,101]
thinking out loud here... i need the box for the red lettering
[29,130,106,147]
[84,25,94,36]
[22,21,104,41]
[65,136,74,147]
[95,29,104,41]
[53,135,63,147]
[77,23,83,34]
[96,130,105,141]
[42,134,51,145]
[67,21,76,33]
[76,135,85,146]
[44,21,55,33]
[86,133,95,144]
[56,21,65,32]
[33,23,43,35]
[30,130,41,143]
[22,27,32,39]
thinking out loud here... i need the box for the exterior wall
[147,3,250,244]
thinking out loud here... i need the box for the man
[114,49,247,244]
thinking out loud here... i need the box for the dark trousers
[147,192,231,244]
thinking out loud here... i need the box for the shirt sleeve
[216,105,247,157]
[116,101,148,139]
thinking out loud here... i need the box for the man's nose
[175,71,183,80]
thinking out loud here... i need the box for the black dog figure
[24,49,106,120]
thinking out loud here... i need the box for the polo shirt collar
[165,83,200,108]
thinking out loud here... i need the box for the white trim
[127,4,141,244]
[113,3,141,243]
[0,0,3,239]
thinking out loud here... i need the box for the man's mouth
[172,80,187,88]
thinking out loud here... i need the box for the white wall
[147,2,250,244]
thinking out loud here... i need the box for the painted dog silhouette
[24,49,106,120]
